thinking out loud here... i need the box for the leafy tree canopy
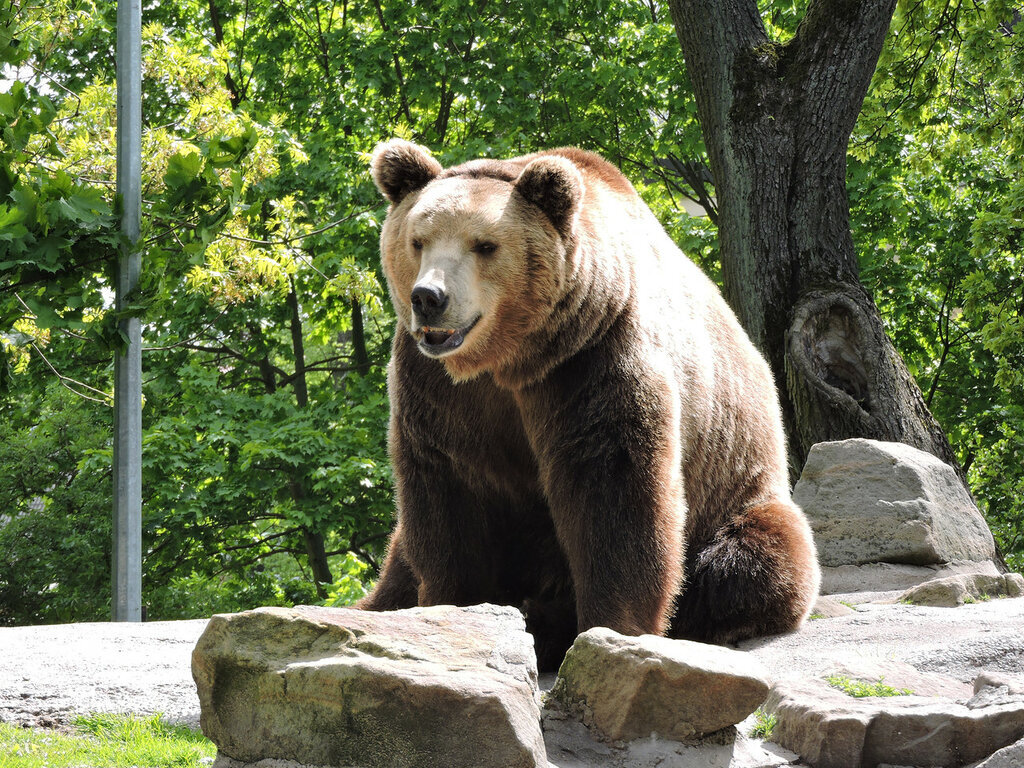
[1,0,1021,623]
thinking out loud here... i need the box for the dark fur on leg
[670,499,818,644]
[357,532,419,611]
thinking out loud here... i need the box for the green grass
[825,675,914,698]
[0,713,215,768]
[962,593,992,604]
[749,709,778,739]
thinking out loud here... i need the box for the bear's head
[371,139,583,381]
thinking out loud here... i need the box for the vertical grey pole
[113,0,143,621]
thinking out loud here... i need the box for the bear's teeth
[423,328,455,346]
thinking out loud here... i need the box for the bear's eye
[472,241,498,257]
[411,239,423,251]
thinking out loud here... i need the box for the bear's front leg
[357,526,419,610]
[386,426,502,607]
[516,348,685,638]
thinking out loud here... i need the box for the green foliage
[825,676,914,699]
[0,386,111,625]
[322,553,372,606]
[850,0,1024,569]
[749,709,778,739]
[0,713,214,768]
[2,0,1023,625]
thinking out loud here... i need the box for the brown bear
[359,139,820,670]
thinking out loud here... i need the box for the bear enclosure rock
[549,627,771,743]
[793,438,997,576]
[764,675,1024,768]
[191,604,545,768]
[900,572,1024,607]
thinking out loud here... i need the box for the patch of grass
[749,709,778,739]
[825,675,914,698]
[808,611,825,620]
[0,712,215,768]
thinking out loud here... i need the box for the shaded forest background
[1,0,1021,624]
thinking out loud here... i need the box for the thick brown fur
[359,139,820,670]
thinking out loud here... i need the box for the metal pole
[113,0,142,621]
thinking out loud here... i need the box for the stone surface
[542,709,798,768]
[820,560,1002,597]
[826,658,971,699]
[191,603,545,768]
[7,597,1024,768]
[793,438,996,567]
[549,627,770,743]
[971,736,1024,768]
[901,573,1024,607]
[1007,573,1024,597]
[967,678,1024,711]
[810,596,856,618]
[766,677,1024,768]
[975,671,1024,696]
[0,618,207,729]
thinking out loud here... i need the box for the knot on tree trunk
[783,289,966,486]
[787,292,873,411]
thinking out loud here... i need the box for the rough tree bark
[286,280,333,595]
[667,0,963,480]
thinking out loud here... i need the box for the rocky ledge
[190,597,1024,768]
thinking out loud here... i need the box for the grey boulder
[549,627,770,743]
[192,603,546,768]
[765,677,1024,768]
[900,572,1024,607]
[793,438,996,567]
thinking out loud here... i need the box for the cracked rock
[191,604,544,768]
[765,677,1024,768]
[549,627,770,743]
[793,439,996,568]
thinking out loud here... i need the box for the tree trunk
[351,298,370,375]
[286,280,332,595]
[667,0,963,481]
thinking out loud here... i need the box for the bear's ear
[370,139,443,204]
[513,155,583,238]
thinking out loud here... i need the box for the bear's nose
[411,283,449,323]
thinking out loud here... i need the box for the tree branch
[786,0,900,141]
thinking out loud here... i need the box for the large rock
[900,572,1024,607]
[793,439,996,567]
[191,603,545,768]
[975,671,1024,697]
[974,736,1024,768]
[549,627,770,742]
[765,677,1024,768]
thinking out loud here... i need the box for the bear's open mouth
[417,316,480,356]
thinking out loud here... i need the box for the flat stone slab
[192,604,545,768]
[549,627,770,743]
[765,677,1024,768]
